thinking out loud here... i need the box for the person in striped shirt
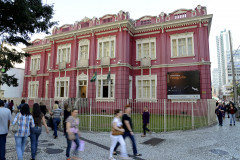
[12,104,35,160]
[50,104,63,139]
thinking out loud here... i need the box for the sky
[17,0,240,70]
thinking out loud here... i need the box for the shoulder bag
[112,126,124,136]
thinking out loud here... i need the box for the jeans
[143,123,150,135]
[15,136,28,160]
[0,134,7,160]
[217,115,223,125]
[66,133,80,158]
[30,127,42,159]
[110,135,128,158]
[53,118,61,137]
[230,114,236,125]
[114,132,138,155]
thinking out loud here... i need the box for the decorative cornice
[77,35,91,39]
[24,73,49,77]
[165,25,197,32]
[55,38,74,43]
[95,29,118,35]
[134,31,160,37]
[23,43,51,52]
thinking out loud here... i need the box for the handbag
[12,113,20,134]
[68,132,76,140]
[112,126,124,136]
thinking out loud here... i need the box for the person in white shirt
[109,109,130,160]
[0,100,11,160]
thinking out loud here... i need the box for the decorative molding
[95,29,118,35]
[29,50,43,54]
[134,31,160,37]
[23,43,51,52]
[77,35,91,39]
[203,24,208,26]
[165,25,197,32]
[24,73,49,77]
[55,38,74,43]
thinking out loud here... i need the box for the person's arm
[66,121,71,133]
[113,122,124,132]
[124,120,133,134]
[12,113,18,125]
[30,116,35,128]
[8,111,11,129]
[42,116,49,134]
[8,120,10,130]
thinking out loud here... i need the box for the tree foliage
[0,0,57,86]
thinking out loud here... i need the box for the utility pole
[229,30,238,107]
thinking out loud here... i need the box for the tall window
[45,80,49,98]
[57,44,71,64]
[98,36,116,59]
[129,76,132,99]
[171,32,194,57]
[55,77,69,98]
[136,75,157,100]
[28,81,39,98]
[47,54,51,69]
[31,55,40,71]
[136,37,156,60]
[78,39,89,60]
[96,75,115,100]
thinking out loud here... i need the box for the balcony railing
[77,59,89,68]
[140,57,151,67]
[101,57,110,66]
[59,62,66,70]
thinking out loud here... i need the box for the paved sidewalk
[6,117,240,160]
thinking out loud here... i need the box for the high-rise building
[216,29,231,86]
[227,50,240,84]
[211,68,219,97]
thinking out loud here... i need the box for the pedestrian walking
[0,100,11,160]
[113,105,142,157]
[39,102,47,116]
[12,104,35,160]
[228,103,237,126]
[109,109,129,160]
[50,104,62,139]
[64,103,71,136]
[8,100,14,114]
[215,102,224,126]
[141,106,151,137]
[3,100,8,109]
[30,103,49,160]
[65,108,81,160]
[17,99,26,111]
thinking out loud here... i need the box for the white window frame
[136,37,156,60]
[28,81,39,98]
[47,54,51,69]
[30,55,41,71]
[76,73,88,98]
[45,80,49,98]
[136,75,157,100]
[54,77,70,98]
[96,74,115,101]
[78,39,90,60]
[97,36,116,59]
[170,32,194,58]
[56,44,71,64]
[129,76,132,99]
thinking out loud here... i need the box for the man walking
[0,100,11,160]
[113,105,142,157]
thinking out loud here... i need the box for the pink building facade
[23,5,213,102]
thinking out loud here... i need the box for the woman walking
[228,103,237,126]
[64,103,71,136]
[51,104,62,139]
[66,108,81,160]
[141,106,151,137]
[12,104,35,160]
[30,103,49,160]
[8,100,14,114]
[109,109,129,160]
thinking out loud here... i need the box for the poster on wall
[167,70,200,99]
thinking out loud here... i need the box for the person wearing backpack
[215,102,224,126]
[228,102,237,126]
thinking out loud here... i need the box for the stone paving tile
[5,118,240,160]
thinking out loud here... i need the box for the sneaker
[134,153,142,156]
[54,136,58,139]
[113,151,117,155]
[109,157,116,160]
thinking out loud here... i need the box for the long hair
[32,103,41,118]
[20,104,31,116]
[21,99,25,104]
[53,104,59,110]
[64,103,71,112]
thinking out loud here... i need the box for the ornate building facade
[23,5,212,101]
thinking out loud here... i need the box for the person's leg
[65,134,72,158]
[73,133,80,157]
[21,137,27,158]
[233,114,236,125]
[0,134,7,160]
[109,135,119,158]
[15,136,23,160]
[143,123,146,135]
[145,124,150,132]
[118,135,128,158]
[55,118,61,137]
[35,127,42,155]
[230,114,233,125]
[219,116,223,125]
[114,132,127,152]
[129,134,138,155]
[30,128,37,159]
[217,115,221,125]
[53,118,57,137]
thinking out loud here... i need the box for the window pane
[60,86,64,97]
[99,43,102,58]
[143,43,150,57]
[103,41,110,57]
[188,37,193,56]
[138,80,142,98]
[152,80,156,98]
[58,49,61,63]
[151,42,155,58]
[178,38,186,56]
[138,44,141,59]
[62,48,66,62]
[172,39,177,57]
[97,80,101,98]
[103,85,108,98]
[143,80,150,98]
[111,41,114,58]
[67,48,71,63]
[110,79,114,98]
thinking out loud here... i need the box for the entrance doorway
[78,80,87,98]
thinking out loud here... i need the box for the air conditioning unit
[31,69,37,76]
[59,62,66,70]
[141,57,151,67]
[77,59,89,68]
[101,57,110,66]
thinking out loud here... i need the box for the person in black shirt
[39,102,47,116]
[63,103,71,135]
[113,105,142,157]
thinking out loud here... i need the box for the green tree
[0,0,57,86]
